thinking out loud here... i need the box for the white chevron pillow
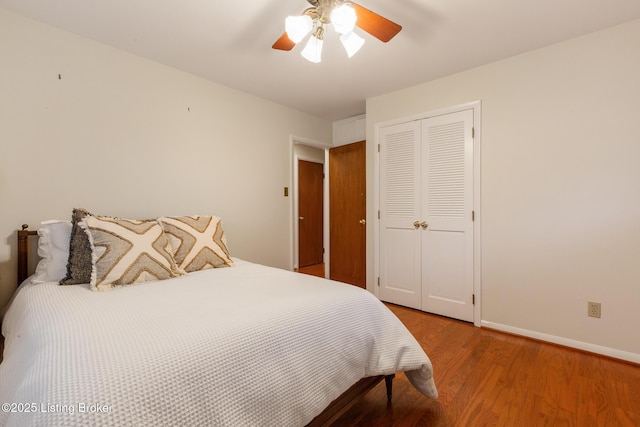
[159,215,234,272]
[80,216,185,291]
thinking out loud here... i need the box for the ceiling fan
[272,0,402,63]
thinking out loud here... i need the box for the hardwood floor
[296,263,325,278]
[333,303,640,426]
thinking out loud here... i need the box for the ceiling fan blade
[352,3,402,43]
[272,32,296,51]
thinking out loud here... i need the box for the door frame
[373,101,483,326]
[289,136,331,275]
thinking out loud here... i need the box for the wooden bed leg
[385,374,395,402]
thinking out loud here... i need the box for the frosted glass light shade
[331,4,357,34]
[340,31,365,58]
[301,35,323,63]
[285,15,313,43]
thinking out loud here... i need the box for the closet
[378,109,475,322]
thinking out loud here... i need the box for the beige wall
[0,8,332,307]
[367,19,640,358]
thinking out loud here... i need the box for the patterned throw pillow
[80,216,185,291]
[159,215,234,272]
[60,208,94,285]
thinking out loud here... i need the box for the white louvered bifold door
[378,109,474,322]
[379,121,422,309]
[421,110,474,321]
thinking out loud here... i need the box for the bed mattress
[0,259,437,426]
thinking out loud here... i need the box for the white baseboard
[481,320,640,365]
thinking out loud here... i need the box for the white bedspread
[0,259,437,426]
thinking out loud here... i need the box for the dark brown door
[298,159,324,268]
[329,140,366,288]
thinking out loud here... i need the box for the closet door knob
[413,221,420,228]
[359,219,366,225]
[421,221,429,229]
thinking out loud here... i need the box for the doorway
[292,140,329,275]
[291,137,367,286]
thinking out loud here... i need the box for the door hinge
[472,127,475,138]
[378,210,380,219]
[377,277,380,287]
[472,294,475,305]
[378,144,380,152]
[472,210,475,221]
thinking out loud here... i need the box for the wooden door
[298,159,324,268]
[329,141,366,288]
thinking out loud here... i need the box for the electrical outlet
[587,301,601,318]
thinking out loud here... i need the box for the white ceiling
[2,0,640,121]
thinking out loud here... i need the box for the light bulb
[301,35,323,63]
[340,31,365,58]
[331,4,357,35]
[285,15,313,43]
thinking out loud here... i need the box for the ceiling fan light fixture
[273,1,402,61]
[301,27,324,63]
[330,3,357,35]
[285,15,313,43]
[340,31,365,58]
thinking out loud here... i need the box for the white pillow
[32,220,72,284]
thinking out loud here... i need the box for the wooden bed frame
[17,225,38,285]
[15,225,394,426]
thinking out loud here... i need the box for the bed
[1,217,437,426]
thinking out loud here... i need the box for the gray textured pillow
[59,208,94,285]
